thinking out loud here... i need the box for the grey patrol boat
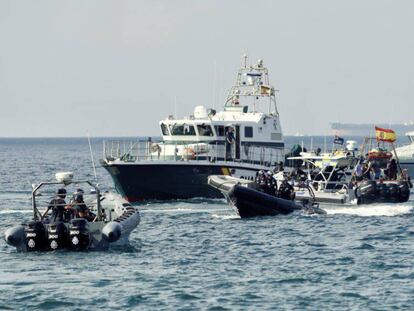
[4,172,140,252]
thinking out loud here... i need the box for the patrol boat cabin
[102,56,285,201]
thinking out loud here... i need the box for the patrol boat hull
[102,162,265,202]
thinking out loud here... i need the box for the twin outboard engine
[357,180,411,204]
[47,222,68,250]
[376,183,390,199]
[388,183,399,199]
[24,220,47,251]
[68,218,90,251]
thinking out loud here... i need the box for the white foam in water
[323,203,413,217]
[0,210,32,214]
[211,213,240,220]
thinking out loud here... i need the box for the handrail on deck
[102,139,284,168]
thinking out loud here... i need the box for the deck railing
[102,139,285,168]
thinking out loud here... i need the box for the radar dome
[194,106,208,119]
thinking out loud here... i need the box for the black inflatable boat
[208,175,324,218]
[228,184,301,217]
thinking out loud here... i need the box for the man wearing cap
[44,188,68,223]
[71,193,95,221]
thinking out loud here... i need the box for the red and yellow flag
[375,126,396,142]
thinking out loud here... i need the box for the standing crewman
[386,158,397,180]
[44,188,68,223]
[225,127,235,160]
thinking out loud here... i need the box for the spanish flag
[375,126,396,142]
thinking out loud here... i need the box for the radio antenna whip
[87,133,98,184]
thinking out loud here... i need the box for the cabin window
[244,126,253,138]
[197,124,214,136]
[214,125,225,136]
[169,124,196,136]
[161,123,169,135]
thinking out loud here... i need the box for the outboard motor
[377,183,389,199]
[68,218,90,251]
[356,180,377,204]
[387,183,399,200]
[357,180,377,197]
[397,181,410,202]
[24,220,47,251]
[47,221,68,250]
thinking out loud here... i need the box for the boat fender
[4,225,25,247]
[102,222,122,242]
[68,218,90,251]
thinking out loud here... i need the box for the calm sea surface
[0,137,413,310]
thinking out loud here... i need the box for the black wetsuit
[48,197,68,223]
[75,202,95,222]
[278,182,295,201]
[387,160,397,180]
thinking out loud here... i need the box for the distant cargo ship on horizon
[331,122,414,137]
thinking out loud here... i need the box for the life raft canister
[367,149,392,161]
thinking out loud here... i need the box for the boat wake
[323,203,413,217]
[211,213,240,220]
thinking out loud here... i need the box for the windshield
[169,124,196,136]
[197,124,214,136]
[160,123,169,135]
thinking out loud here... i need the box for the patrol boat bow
[102,55,285,201]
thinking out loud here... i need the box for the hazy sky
[1,0,413,137]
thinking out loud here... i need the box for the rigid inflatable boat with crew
[4,172,140,252]
[289,132,412,205]
[208,173,325,218]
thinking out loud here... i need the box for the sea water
[0,137,413,310]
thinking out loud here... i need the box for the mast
[224,55,279,116]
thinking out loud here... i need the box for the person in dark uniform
[71,193,95,221]
[225,127,235,160]
[45,188,68,223]
[277,179,295,200]
[386,158,397,180]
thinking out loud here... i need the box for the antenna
[174,96,177,118]
[212,60,217,109]
[87,133,98,184]
[242,53,248,68]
